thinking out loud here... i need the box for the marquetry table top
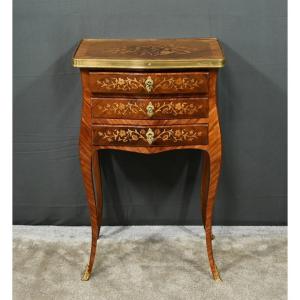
[73,38,225,69]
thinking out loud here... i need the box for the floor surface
[13,226,287,300]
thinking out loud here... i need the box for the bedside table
[73,38,225,281]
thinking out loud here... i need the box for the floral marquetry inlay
[95,100,205,118]
[107,44,199,57]
[94,127,207,146]
[96,76,206,93]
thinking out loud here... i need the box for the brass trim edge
[72,58,225,69]
[80,37,220,42]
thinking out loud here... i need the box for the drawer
[89,72,209,95]
[91,97,208,120]
[92,125,208,146]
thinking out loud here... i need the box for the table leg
[203,146,222,281]
[200,152,215,240]
[79,129,99,281]
[92,151,103,239]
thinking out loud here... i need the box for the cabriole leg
[92,151,103,239]
[79,129,99,280]
[203,147,222,281]
[201,151,215,240]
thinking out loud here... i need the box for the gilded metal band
[72,58,225,69]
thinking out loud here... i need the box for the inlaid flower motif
[175,78,183,85]
[175,103,182,110]
[175,130,182,137]
[160,49,173,55]
[119,130,126,137]
[118,78,125,85]
[118,103,125,110]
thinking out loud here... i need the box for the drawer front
[92,97,208,120]
[89,72,209,95]
[92,125,208,146]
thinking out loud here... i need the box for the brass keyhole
[146,102,154,117]
[146,128,154,145]
[145,76,154,93]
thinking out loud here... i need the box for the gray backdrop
[13,0,287,225]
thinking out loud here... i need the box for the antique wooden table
[73,38,225,281]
